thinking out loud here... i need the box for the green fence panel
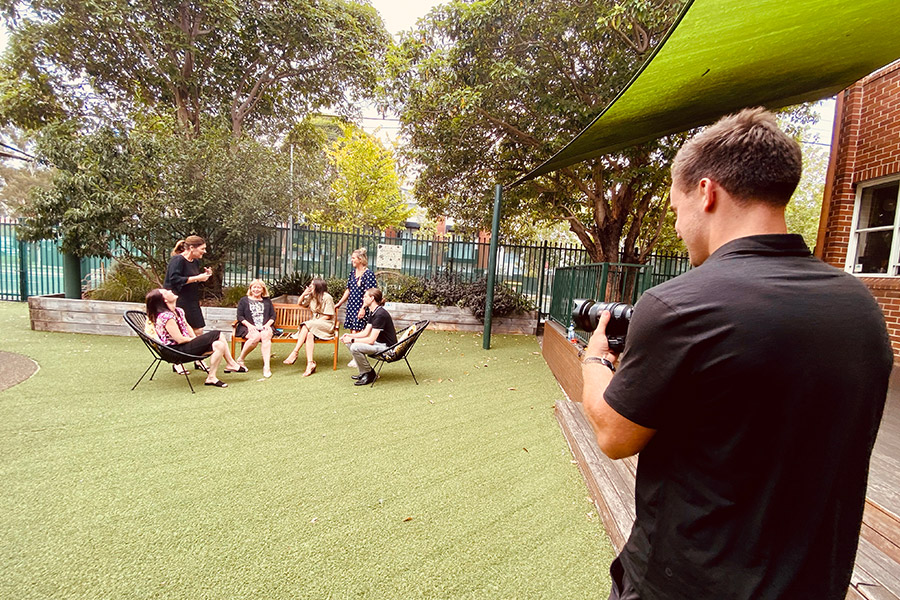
[2,220,690,310]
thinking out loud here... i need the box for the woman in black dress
[164,235,212,335]
[235,279,276,378]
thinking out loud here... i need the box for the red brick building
[818,60,900,360]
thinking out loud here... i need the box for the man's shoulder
[372,307,392,323]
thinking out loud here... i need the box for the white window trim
[845,174,900,276]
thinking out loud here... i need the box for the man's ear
[698,178,717,213]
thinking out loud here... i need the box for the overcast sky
[369,0,444,36]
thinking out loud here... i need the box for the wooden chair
[123,310,210,394]
[368,320,429,386]
[231,303,340,370]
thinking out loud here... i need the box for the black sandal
[173,364,190,375]
[224,366,248,373]
[204,380,228,388]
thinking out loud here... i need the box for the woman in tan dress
[283,278,335,376]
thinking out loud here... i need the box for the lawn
[0,301,615,599]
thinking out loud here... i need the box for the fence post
[536,240,548,318]
[17,236,28,301]
[599,262,609,302]
[483,184,502,350]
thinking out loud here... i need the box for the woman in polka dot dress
[334,247,377,367]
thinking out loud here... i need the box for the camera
[572,299,634,353]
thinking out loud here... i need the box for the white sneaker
[347,359,357,368]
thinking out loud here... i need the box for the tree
[307,124,412,230]
[19,118,291,295]
[388,0,688,262]
[786,144,829,248]
[0,0,390,136]
[0,127,51,217]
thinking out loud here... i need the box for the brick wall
[822,61,900,360]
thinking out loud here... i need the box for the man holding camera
[582,108,893,600]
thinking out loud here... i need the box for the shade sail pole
[483,184,502,350]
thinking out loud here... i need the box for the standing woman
[283,278,336,376]
[235,279,276,378]
[334,247,377,368]
[164,235,212,335]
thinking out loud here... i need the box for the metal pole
[63,252,81,299]
[283,143,295,276]
[17,235,28,302]
[483,184,502,350]
[536,240,548,318]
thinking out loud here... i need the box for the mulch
[0,350,39,393]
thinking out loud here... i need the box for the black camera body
[572,299,634,354]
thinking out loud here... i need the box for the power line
[0,142,36,161]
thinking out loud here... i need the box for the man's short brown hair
[365,287,384,305]
[671,107,802,207]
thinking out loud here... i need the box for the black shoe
[354,372,375,386]
[350,374,362,380]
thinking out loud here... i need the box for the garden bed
[27,295,538,337]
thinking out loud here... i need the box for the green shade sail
[517,0,900,183]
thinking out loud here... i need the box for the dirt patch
[0,350,39,392]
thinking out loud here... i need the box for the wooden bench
[231,303,340,370]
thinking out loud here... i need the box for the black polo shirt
[368,306,397,346]
[604,234,892,600]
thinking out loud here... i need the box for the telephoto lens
[571,299,634,353]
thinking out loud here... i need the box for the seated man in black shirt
[340,287,397,386]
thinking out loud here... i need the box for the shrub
[86,261,157,302]
[378,273,431,304]
[268,271,312,298]
[326,276,347,301]
[378,272,533,322]
[221,285,248,307]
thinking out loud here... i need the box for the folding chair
[123,310,209,393]
[369,320,429,386]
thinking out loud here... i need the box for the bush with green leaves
[221,285,248,307]
[380,273,533,322]
[86,261,157,302]
[326,276,347,301]
[268,271,312,299]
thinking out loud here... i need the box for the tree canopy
[307,123,411,230]
[20,118,291,294]
[0,0,390,136]
[388,0,688,262]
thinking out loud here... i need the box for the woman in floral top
[145,288,244,388]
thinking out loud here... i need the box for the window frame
[845,175,900,276]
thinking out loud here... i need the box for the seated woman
[283,278,335,377]
[145,288,245,388]
[234,279,276,378]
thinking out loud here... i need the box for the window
[848,179,900,275]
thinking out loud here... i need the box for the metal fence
[548,256,690,343]
[1,219,690,316]
[0,220,114,302]
[223,225,599,313]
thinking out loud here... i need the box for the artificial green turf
[0,301,615,599]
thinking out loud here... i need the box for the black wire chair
[368,320,429,386]
[123,310,209,393]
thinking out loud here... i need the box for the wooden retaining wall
[26,296,537,337]
[542,320,585,402]
[28,296,237,337]
[385,302,538,335]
